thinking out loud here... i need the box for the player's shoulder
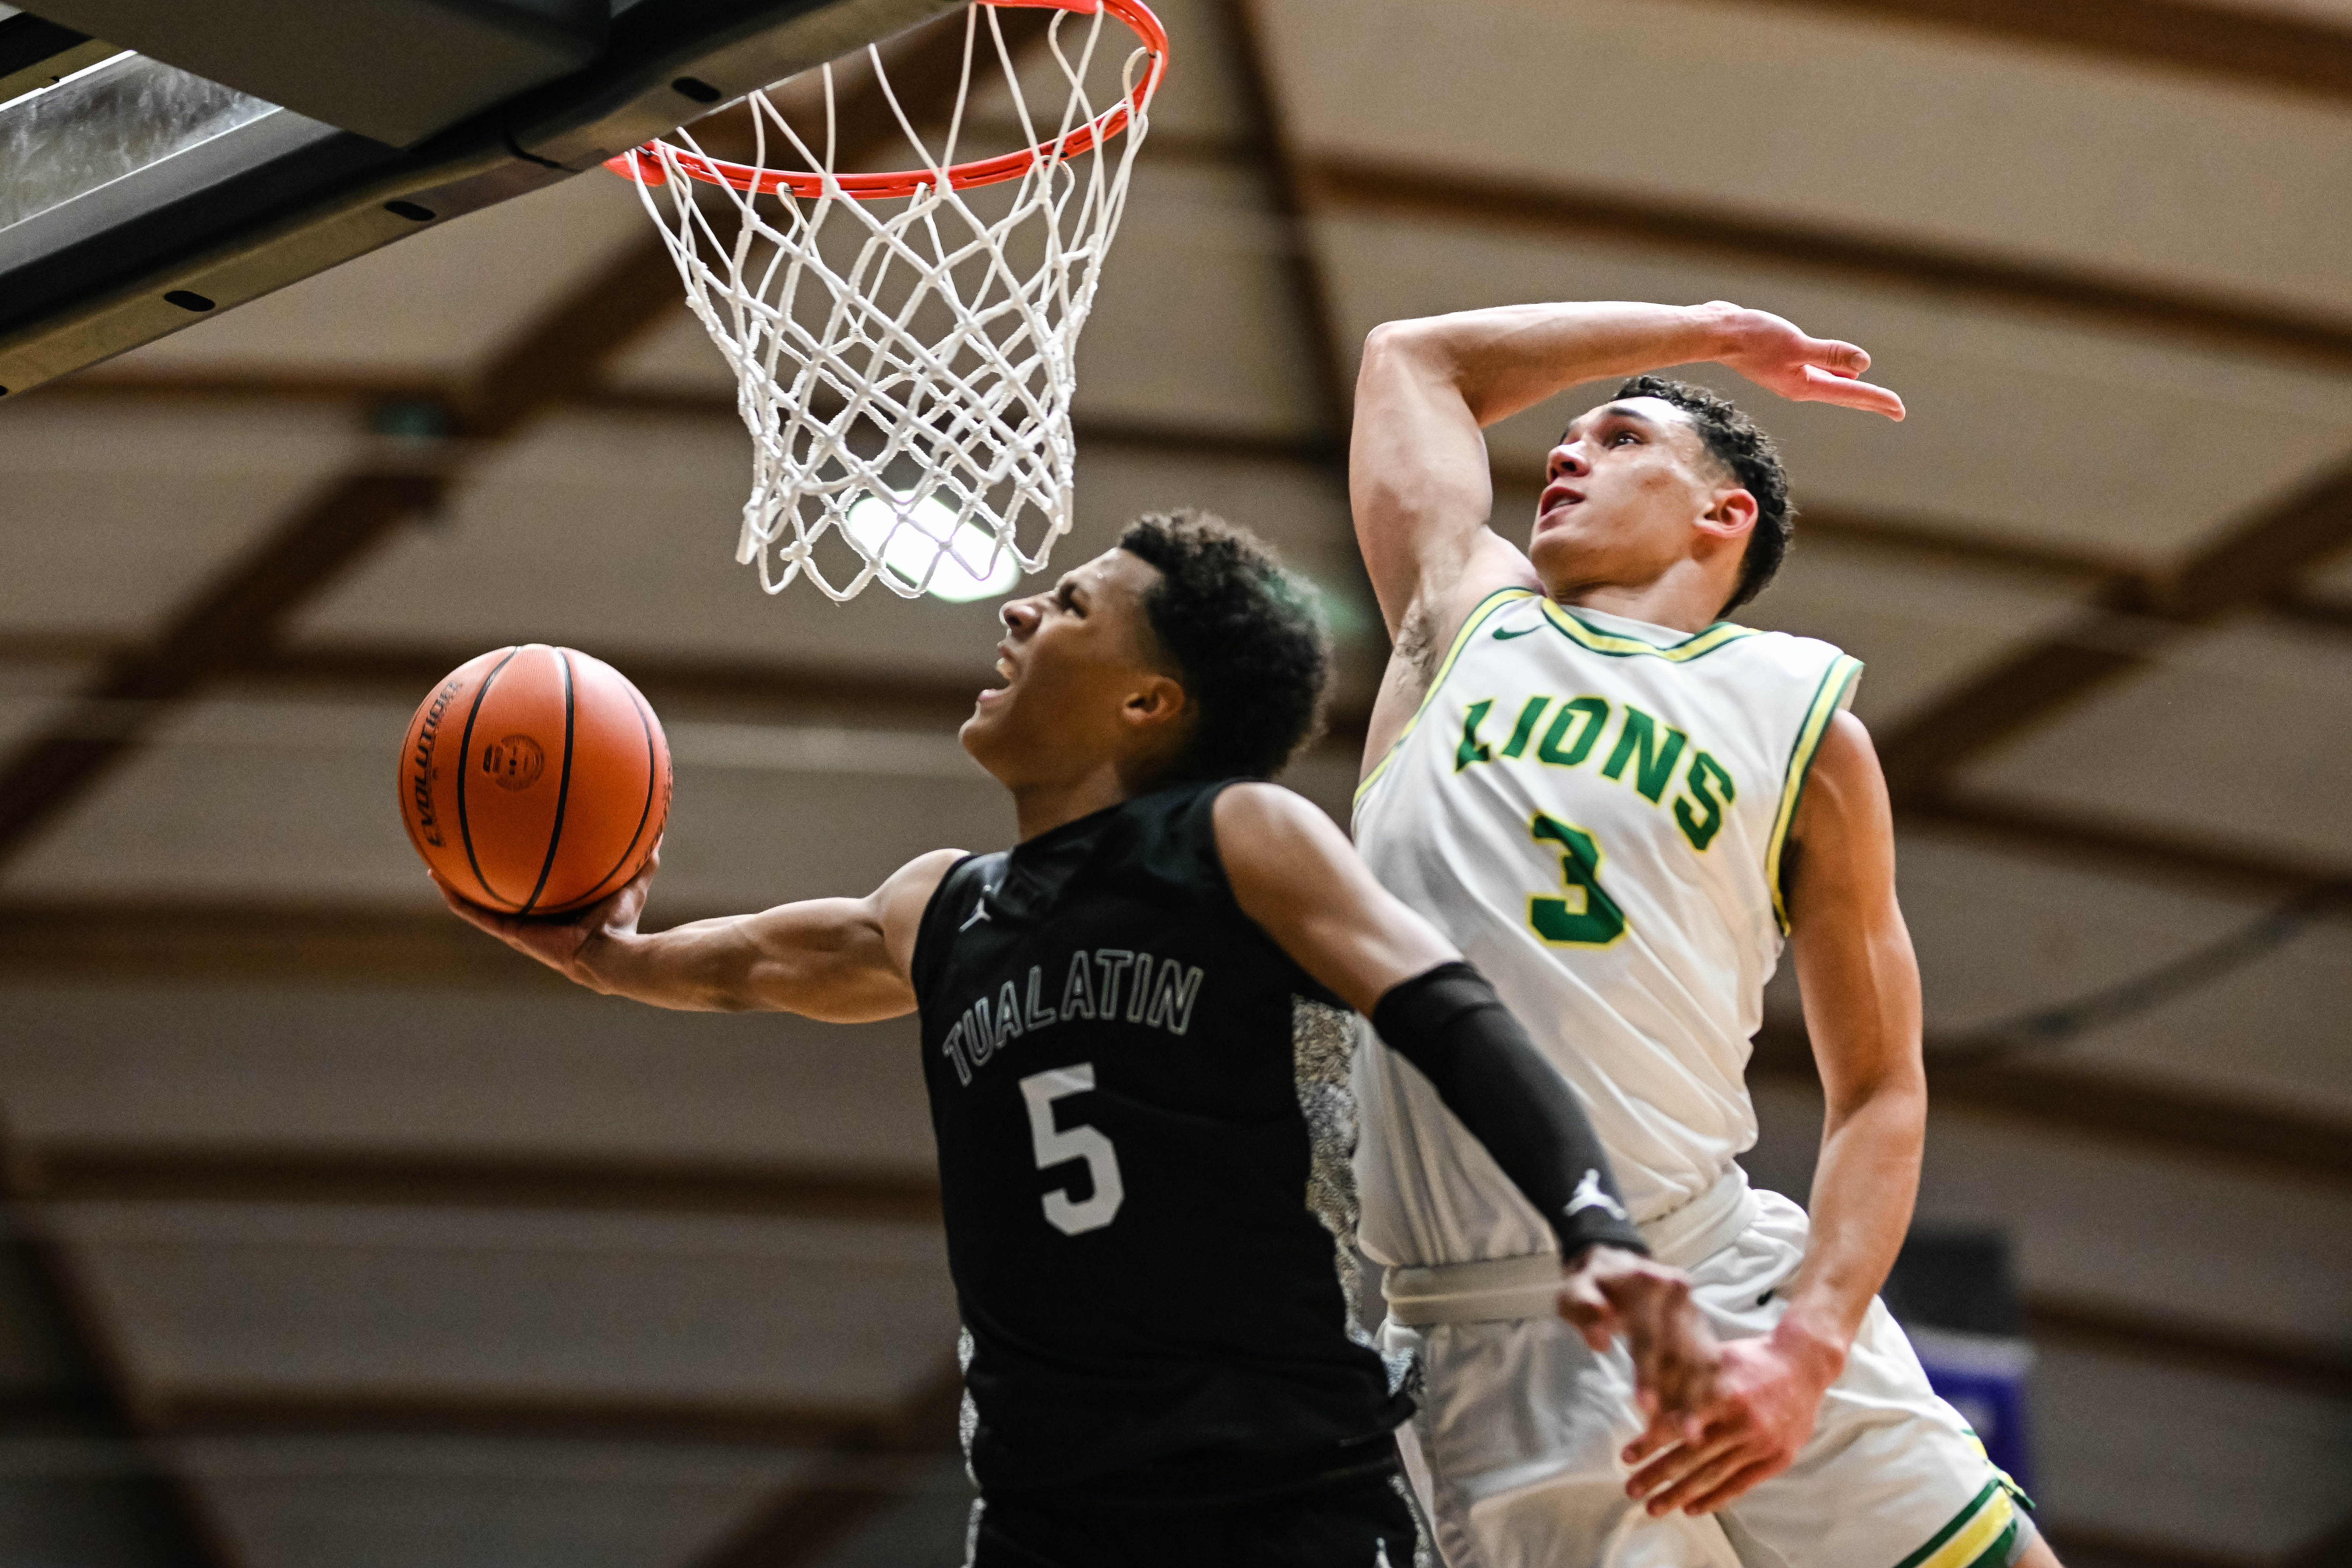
[1715,621,1853,669]
[870,847,988,1000]
[1724,626,1864,717]
[890,845,990,938]
[1208,778,1334,856]
[891,845,981,902]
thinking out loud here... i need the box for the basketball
[398,645,672,915]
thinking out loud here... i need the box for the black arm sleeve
[1371,961,1647,1257]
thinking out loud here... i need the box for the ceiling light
[843,491,1020,604]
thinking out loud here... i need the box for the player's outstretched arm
[1622,711,1926,1517]
[1213,782,1717,1428]
[436,845,964,1023]
[1352,300,1902,650]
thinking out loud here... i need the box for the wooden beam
[0,897,579,988]
[1747,0,2352,106]
[587,391,1344,469]
[2268,590,2352,636]
[1872,605,2170,799]
[1211,0,1356,444]
[155,1388,935,1449]
[1776,505,2131,585]
[1902,794,2350,904]
[31,1144,942,1225]
[0,632,1374,762]
[18,372,1343,467]
[0,471,446,864]
[689,1362,964,1568]
[1935,1055,2352,1189]
[1749,1021,2352,1188]
[16,371,449,409]
[255,642,991,727]
[1876,454,2352,799]
[0,1111,243,1567]
[2025,1293,2352,1403]
[1302,156,2352,374]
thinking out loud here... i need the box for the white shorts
[1382,1187,2029,1568]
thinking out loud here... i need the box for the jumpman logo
[959,898,992,931]
[1566,1167,1628,1222]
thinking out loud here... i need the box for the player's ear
[1122,674,1188,731]
[1697,486,1758,543]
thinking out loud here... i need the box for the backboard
[0,0,964,400]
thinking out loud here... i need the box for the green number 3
[1527,812,1628,947]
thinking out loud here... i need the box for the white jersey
[1352,587,1861,1265]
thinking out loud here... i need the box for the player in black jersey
[441,513,1717,1568]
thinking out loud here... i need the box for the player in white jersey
[1346,300,2055,1568]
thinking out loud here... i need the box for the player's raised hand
[1559,1247,1719,1441]
[1706,301,1906,421]
[1621,1326,1840,1516]
[433,844,660,988]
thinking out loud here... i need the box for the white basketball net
[618,2,1160,602]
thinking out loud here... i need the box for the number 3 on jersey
[1527,812,1627,947]
[1020,1064,1125,1235]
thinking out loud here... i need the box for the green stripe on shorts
[1892,1480,2017,1568]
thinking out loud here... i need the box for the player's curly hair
[1614,373,1793,616]
[1118,511,1332,781]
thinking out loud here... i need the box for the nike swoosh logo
[1493,624,1541,640]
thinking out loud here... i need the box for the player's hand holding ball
[399,643,672,984]
[435,844,661,990]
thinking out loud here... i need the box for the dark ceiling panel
[18,0,605,146]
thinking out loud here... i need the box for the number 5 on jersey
[1527,812,1627,947]
[1020,1064,1125,1235]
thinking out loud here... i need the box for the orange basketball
[398,645,672,915]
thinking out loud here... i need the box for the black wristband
[1371,961,1647,1257]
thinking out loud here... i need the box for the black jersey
[908,779,1412,1500]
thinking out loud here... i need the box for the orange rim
[605,0,1166,199]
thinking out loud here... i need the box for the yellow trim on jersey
[1892,1482,2017,1568]
[1353,588,1537,810]
[1538,600,1760,661]
[1765,653,1864,932]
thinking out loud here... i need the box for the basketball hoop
[605,0,1167,602]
